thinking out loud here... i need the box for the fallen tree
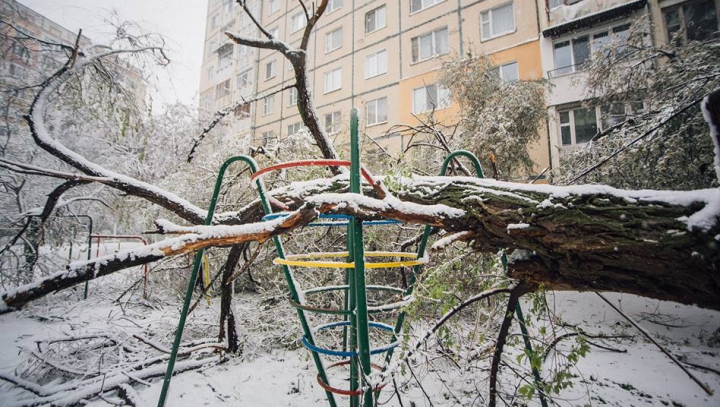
[2,171,718,312]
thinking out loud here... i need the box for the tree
[555,19,720,190]
[437,53,548,180]
[0,4,719,407]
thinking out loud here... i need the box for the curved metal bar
[386,151,485,366]
[440,149,484,178]
[302,321,398,357]
[90,234,149,298]
[317,360,388,396]
[262,212,401,227]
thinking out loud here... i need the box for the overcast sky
[19,0,207,110]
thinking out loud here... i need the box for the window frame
[215,79,231,100]
[265,59,277,80]
[662,0,720,43]
[324,111,342,134]
[287,122,305,136]
[480,3,516,41]
[550,22,632,77]
[268,0,279,15]
[411,83,452,114]
[324,67,343,93]
[364,49,388,79]
[291,12,307,33]
[365,5,387,34]
[327,0,343,13]
[325,27,343,53]
[410,27,449,64]
[557,102,644,146]
[366,97,388,126]
[410,0,447,15]
[492,61,519,82]
[288,87,298,106]
[263,94,275,116]
[262,131,278,149]
[237,67,252,89]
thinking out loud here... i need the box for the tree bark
[218,245,244,354]
[2,177,718,312]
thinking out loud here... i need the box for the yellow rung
[273,251,428,269]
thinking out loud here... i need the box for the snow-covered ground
[0,267,718,407]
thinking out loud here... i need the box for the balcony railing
[547,62,587,78]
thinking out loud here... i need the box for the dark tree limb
[218,245,244,353]
[228,0,340,166]
[489,284,529,407]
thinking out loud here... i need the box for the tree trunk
[1,178,718,312]
[218,245,244,354]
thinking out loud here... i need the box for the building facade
[199,0,718,178]
[540,0,719,169]
[0,0,147,115]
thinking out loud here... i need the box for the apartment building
[200,0,551,176]
[0,1,147,111]
[200,0,718,177]
[540,0,719,169]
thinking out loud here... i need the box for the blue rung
[262,212,401,227]
[301,321,398,357]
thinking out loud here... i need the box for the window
[548,0,563,9]
[550,23,631,77]
[223,0,233,13]
[265,60,277,80]
[327,0,343,13]
[234,103,251,117]
[326,28,343,53]
[288,87,298,106]
[287,122,306,136]
[237,68,252,89]
[412,84,451,114]
[207,40,216,61]
[411,27,449,63]
[217,44,233,70]
[207,66,214,80]
[268,0,279,15]
[325,111,342,134]
[366,97,388,125]
[481,3,515,40]
[365,6,387,34]
[263,94,275,115]
[215,80,231,100]
[411,0,446,14]
[365,49,388,78]
[269,27,279,38]
[492,61,518,82]
[291,13,306,33]
[664,0,719,43]
[211,15,218,28]
[262,131,278,149]
[324,67,342,93]
[559,103,645,146]
[237,44,249,57]
[559,107,597,146]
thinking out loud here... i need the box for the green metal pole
[349,109,374,407]
[502,253,548,407]
[386,150,484,364]
[346,232,359,407]
[157,155,335,407]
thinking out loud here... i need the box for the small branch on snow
[596,292,714,395]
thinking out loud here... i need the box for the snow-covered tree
[438,53,548,179]
[556,20,719,189]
